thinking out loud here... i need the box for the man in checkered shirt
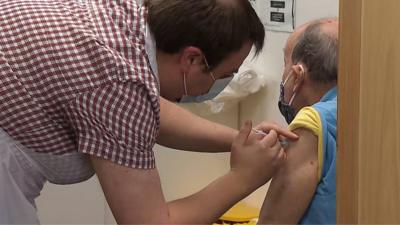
[0,0,297,224]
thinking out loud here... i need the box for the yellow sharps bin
[214,202,259,225]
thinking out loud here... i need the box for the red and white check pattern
[0,0,160,169]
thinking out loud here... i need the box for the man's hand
[255,121,299,141]
[230,121,286,191]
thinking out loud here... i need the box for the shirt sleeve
[288,107,324,181]
[65,81,159,169]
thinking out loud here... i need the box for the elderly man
[258,18,338,224]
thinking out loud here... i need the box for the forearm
[94,122,283,224]
[167,171,255,224]
[158,97,237,152]
[96,157,258,224]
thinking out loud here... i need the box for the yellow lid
[220,202,259,222]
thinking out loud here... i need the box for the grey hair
[291,19,338,83]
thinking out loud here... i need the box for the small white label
[260,0,295,33]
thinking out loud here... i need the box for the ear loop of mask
[282,72,292,86]
[183,73,188,95]
[203,56,216,81]
[284,64,304,106]
[183,56,216,96]
[288,91,297,106]
[282,70,293,105]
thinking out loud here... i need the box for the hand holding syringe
[252,128,290,149]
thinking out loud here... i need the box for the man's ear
[291,64,306,92]
[179,46,204,74]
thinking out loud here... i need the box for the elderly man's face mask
[278,65,304,124]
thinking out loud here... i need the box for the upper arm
[64,81,165,223]
[258,128,319,224]
[91,156,170,224]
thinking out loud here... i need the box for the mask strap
[209,72,216,81]
[284,64,304,106]
[283,63,305,86]
[283,72,292,86]
[183,73,188,95]
[298,64,305,75]
[203,55,216,81]
[289,92,297,106]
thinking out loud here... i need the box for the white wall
[36,177,107,224]
[154,104,238,200]
[36,0,338,223]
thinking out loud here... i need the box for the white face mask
[179,56,234,103]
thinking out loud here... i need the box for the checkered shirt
[0,0,160,169]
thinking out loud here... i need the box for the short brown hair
[145,0,265,69]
